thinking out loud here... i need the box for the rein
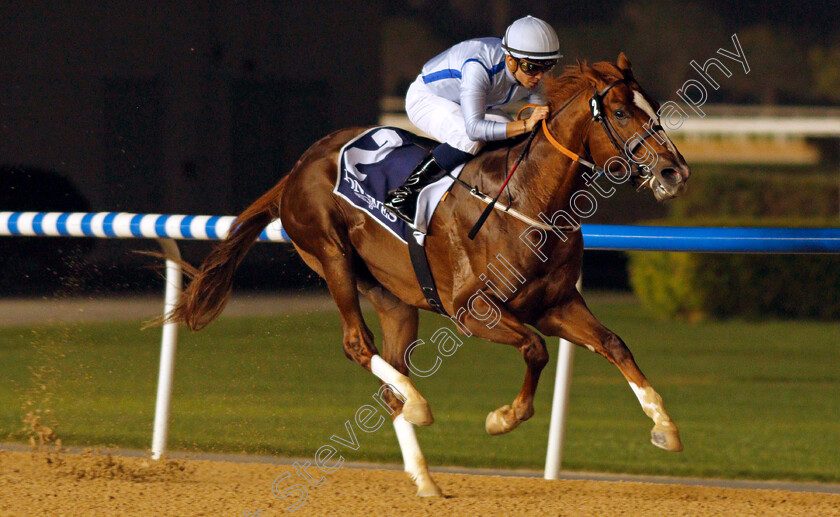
[454,78,663,237]
[459,89,587,237]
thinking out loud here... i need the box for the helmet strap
[505,55,524,87]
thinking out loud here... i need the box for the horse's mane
[542,60,626,109]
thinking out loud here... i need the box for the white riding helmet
[502,15,562,61]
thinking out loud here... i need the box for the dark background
[1,0,838,295]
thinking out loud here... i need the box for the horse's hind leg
[360,282,442,497]
[535,291,683,452]
[293,243,433,427]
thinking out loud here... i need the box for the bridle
[457,78,670,237]
[543,78,662,191]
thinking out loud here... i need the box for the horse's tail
[169,176,289,331]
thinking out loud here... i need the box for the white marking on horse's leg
[485,404,521,435]
[629,382,673,428]
[393,414,442,497]
[370,355,433,426]
[629,382,683,451]
[370,355,419,400]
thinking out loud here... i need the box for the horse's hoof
[415,479,443,498]
[485,405,521,435]
[402,400,434,427]
[651,424,683,452]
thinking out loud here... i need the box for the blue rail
[0,211,289,242]
[580,224,840,253]
[1,212,839,253]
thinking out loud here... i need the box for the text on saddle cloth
[333,126,464,244]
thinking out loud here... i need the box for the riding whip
[467,125,539,240]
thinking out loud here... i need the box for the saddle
[334,126,461,315]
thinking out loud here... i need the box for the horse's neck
[457,94,590,221]
[508,103,591,218]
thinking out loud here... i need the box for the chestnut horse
[170,53,690,496]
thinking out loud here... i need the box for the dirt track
[1,450,838,516]
[3,294,839,515]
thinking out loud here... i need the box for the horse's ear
[617,52,632,72]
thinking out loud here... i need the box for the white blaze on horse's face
[630,89,689,201]
[632,90,656,118]
[632,90,679,157]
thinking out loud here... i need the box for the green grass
[1,295,838,482]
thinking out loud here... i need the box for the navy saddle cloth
[333,126,445,243]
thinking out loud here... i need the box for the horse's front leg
[455,293,549,435]
[534,291,683,452]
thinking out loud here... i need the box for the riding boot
[384,153,448,225]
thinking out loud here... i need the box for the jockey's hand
[525,106,550,131]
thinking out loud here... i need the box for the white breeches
[405,76,512,155]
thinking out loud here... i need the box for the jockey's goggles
[517,58,557,76]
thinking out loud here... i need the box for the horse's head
[544,53,691,201]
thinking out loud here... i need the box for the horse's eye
[614,109,627,119]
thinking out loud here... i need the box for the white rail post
[544,275,582,480]
[151,238,182,460]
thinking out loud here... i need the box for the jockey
[384,15,561,226]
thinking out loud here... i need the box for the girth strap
[407,233,449,317]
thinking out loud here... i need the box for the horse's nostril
[661,168,680,183]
